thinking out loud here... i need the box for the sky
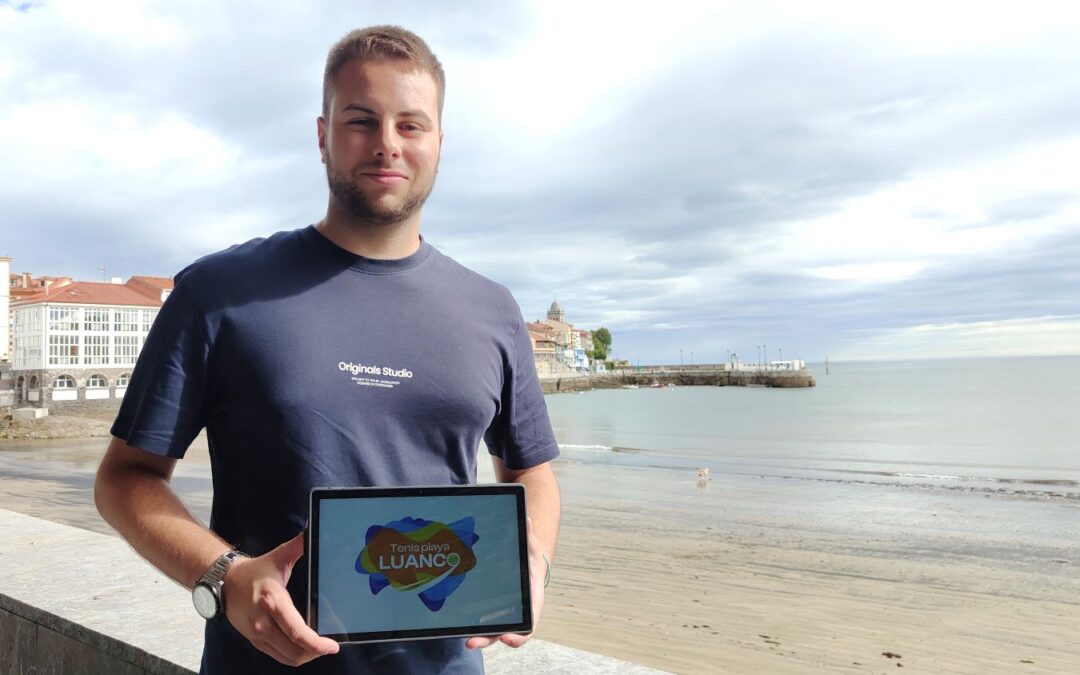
[2,0,1079,364]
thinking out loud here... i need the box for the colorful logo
[355,516,479,612]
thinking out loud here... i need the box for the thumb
[269,530,306,582]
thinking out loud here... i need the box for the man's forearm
[95,439,231,588]
[521,468,560,564]
[497,460,561,563]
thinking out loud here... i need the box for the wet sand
[2,438,1079,673]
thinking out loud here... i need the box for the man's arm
[466,457,561,650]
[95,436,338,665]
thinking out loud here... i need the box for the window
[28,376,38,389]
[116,373,131,387]
[114,308,139,332]
[140,309,158,331]
[87,374,108,388]
[52,375,76,388]
[84,308,110,332]
[114,335,141,364]
[48,334,78,365]
[84,334,109,364]
[48,307,79,331]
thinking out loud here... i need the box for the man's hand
[223,531,340,666]
[465,517,546,650]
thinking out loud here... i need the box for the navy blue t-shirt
[112,226,559,674]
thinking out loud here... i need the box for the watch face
[193,583,219,619]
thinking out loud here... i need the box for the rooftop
[12,280,169,308]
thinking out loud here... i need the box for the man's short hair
[322,25,446,121]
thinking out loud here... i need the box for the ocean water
[546,355,1080,501]
[2,355,1078,587]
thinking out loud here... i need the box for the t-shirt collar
[302,224,433,275]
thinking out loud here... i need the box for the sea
[547,355,1080,502]
[1,355,1078,560]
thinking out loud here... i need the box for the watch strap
[195,549,248,618]
[201,549,247,585]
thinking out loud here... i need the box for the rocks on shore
[0,414,113,440]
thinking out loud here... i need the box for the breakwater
[539,365,815,394]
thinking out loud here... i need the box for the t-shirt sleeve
[110,278,212,459]
[484,312,560,470]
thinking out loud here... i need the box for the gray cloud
[3,3,1080,363]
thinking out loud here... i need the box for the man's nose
[374,124,401,159]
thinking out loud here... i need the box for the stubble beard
[326,163,437,227]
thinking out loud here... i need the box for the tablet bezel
[307,484,532,644]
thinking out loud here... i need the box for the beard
[326,163,436,227]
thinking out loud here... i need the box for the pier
[539,364,815,394]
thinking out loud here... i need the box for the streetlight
[679,348,683,366]
[690,351,694,365]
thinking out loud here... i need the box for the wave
[553,449,1080,502]
[558,443,650,454]
[559,443,614,453]
[828,468,1080,488]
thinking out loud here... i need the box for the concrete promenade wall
[0,509,663,675]
[540,365,816,394]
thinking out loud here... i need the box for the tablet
[307,485,532,644]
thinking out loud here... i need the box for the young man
[95,26,560,674]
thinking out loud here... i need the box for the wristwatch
[192,550,249,620]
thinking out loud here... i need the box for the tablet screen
[308,485,531,643]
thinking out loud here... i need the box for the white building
[724,355,806,372]
[11,276,172,409]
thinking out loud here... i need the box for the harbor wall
[540,365,815,394]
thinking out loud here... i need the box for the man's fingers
[465,635,499,650]
[250,608,328,667]
[269,590,340,657]
[253,637,295,666]
[272,530,306,564]
[500,633,530,648]
[252,622,313,667]
[466,633,531,650]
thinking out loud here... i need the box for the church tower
[547,298,565,323]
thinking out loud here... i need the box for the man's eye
[401,123,422,132]
[347,119,374,126]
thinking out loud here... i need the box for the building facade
[11,277,172,412]
[0,256,10,363]
[532,300,594,374]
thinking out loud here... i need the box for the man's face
[318,58,442,226]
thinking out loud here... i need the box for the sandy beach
[1,431,1078,673]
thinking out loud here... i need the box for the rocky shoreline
[0,413,113,441]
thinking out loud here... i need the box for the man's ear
[317,116,328,164]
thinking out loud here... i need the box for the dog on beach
[696,467,710,480]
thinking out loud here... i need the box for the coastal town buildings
[528,299,597,375]
[10,275,172,411]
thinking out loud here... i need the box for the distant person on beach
[94,25,560,673]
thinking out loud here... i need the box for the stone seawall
[540,368,815,394]
[0,510,663,675]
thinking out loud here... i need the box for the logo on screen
[355,516,479,612]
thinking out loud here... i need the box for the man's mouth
[362,170,407,185]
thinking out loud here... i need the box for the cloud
[834,316,1080,361]
[2,1,1080,363]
